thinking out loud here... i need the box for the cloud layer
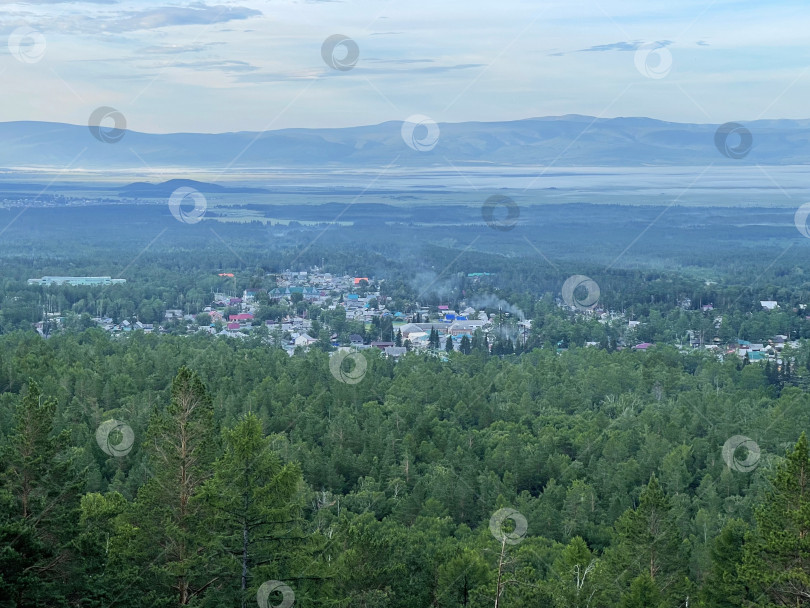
[1,0,809,132]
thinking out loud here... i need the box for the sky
[2,0,810,133]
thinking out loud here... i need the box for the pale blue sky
[2,0,810,132]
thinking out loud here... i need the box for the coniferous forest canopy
[7,1,810,607]
[3,218,810,607]
[3,321,810,607]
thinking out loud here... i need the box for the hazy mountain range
[119,179,268,196]
[3,115,810,171]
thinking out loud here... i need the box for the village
[30,270,801,365]
[158,269,511,359]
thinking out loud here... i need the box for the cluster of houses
[558,294,805,360]
[730,336,799,362]
[31,269,508,352]
[202,280,509,355]
[30,266,806,366]
[28,276,127,287]
[34,317,155,335]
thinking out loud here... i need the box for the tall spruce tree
[429,328,441,350]
[620,574,661,608]
[117,367,218,607]
[550,536,600,608]
[200,413,308,608]
[700,518,749,608]
[0,381,83,606]
[739,433,810,607]
[611,474,689,607]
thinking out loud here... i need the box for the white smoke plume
[466,294,526,321]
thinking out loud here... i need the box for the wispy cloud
[141,42,224,55]
[143,58,258,73]
[364,58,434,64]
[1,0,809,132]
[582,40,673,52]
[0,0,114,4]
[101,4,261,32]
[0,3,261,34]
[234,62,483,84]
[552,39,674,56]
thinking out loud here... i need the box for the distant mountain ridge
[2,115,810,170]
[120,179,268,196]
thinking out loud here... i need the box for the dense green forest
[2,200,810,606]
[2,328,810,607]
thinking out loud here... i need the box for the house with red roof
[229,313,254,322]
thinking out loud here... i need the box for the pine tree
[765,360,779,385]
[429,329,440,350]
[739,432,810,606]
[700,519,749,608]
[620,573,661,608]
[120,367,218,606]
[611,474,689,606]
[200,413,309,608]
[460,335,472,355]
[73,491,129,606]
[381,317,394,342]
[471,329,481,351]
[437,547,489,607]
[445,336,454,352]
[551,536,599,608]
[0,381,83,606]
